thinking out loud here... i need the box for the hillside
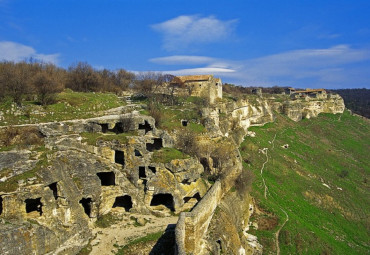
[241,110,370,254]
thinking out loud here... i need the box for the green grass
[115,231,164,255]
[95,213,121,228]
[0,90,125,125]
[240,110,370,254]
[151,147,190,163]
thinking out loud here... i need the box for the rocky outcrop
[283,94,345,121]
[0,113,206,254]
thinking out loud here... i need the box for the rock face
[283,94,345,121]
[0,113,206,254]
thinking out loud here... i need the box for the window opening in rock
[113,195,132,212]
[110,122,124,134]
[25,198,43,216]
[181,179,192,185]
[200,157,210,172]
[115,150,125,166]
[181,120,188,127]
[138,120,152,134]
[150,193,175,211]
[146,138,163,152]
[48,182,58,200]
[148,166,156,174]
[97,172,115,186]
[183,192,201,203]
[0,196,3,215]
[139,167,146,179]
[79,198,92,217]
[134,149,142,157]
[216,239,222,252]
[100,124,109,133]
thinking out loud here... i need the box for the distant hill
[332,89,370,118]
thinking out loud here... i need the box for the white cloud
[152,45,370,88]
[152,15,237,51]
[0,41,59,64]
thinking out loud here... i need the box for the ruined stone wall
[175,181,223,255]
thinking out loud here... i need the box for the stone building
[169,75,222,104]
[289,88,327,99]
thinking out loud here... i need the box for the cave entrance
[183,192,201,203]
[100,124,109,133]
[134,149,142,157]
[181,120,188,127]
[148,166,156,174]
[48,182,58,200]
[97,172,115,186]
[150,193,175,211]
[113,195,132,212]
[139,166,146,179]
[200,157,210,172]
[79,198,92,217]
[111,122,124,134]
[146,138,163,152]
[0,196,3,215]
[25,198,43,216]
[139,120,152,134]
[115,150,125,166]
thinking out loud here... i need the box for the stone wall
[175,181,223,255]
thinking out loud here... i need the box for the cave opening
[79,198,92,217]
[148,166,156,174]
[183,192,201,203]
[146,138,163,152]
[139,166,146,179]
[138,120,152,134]
[112,195,132,212]
[110,122,124,134]
[181,120,188,127]
[0,196,3,215]
[134,149,142,157]
[97,172,115,186]
[25,198,43,216]
[200,157,210,172]
[150,193,175,211]
[181,179,192,185]
[48,182,58,200]
[100,124,109,133]
[115,150,125,166]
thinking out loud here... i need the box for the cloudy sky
[1,0,370,88]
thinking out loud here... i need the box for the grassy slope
[240,110,369,254]
[0,89,125,125]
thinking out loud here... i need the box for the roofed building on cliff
[290,88,327,99]
[169,74,222,104]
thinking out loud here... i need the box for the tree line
[0,60,173,106]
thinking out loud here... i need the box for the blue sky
[1,0,370,88]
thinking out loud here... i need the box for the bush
[147,101,164,128]
[176,130,199,157]
[235,169,254,195]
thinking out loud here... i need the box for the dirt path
[260,148,269,199]
[260,134,277,199]
[90,214,178,255]
[275,208,289,255]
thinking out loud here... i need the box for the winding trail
[259,133,289,254]
[275,208,289,255]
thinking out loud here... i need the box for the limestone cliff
[0,92,345,255]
